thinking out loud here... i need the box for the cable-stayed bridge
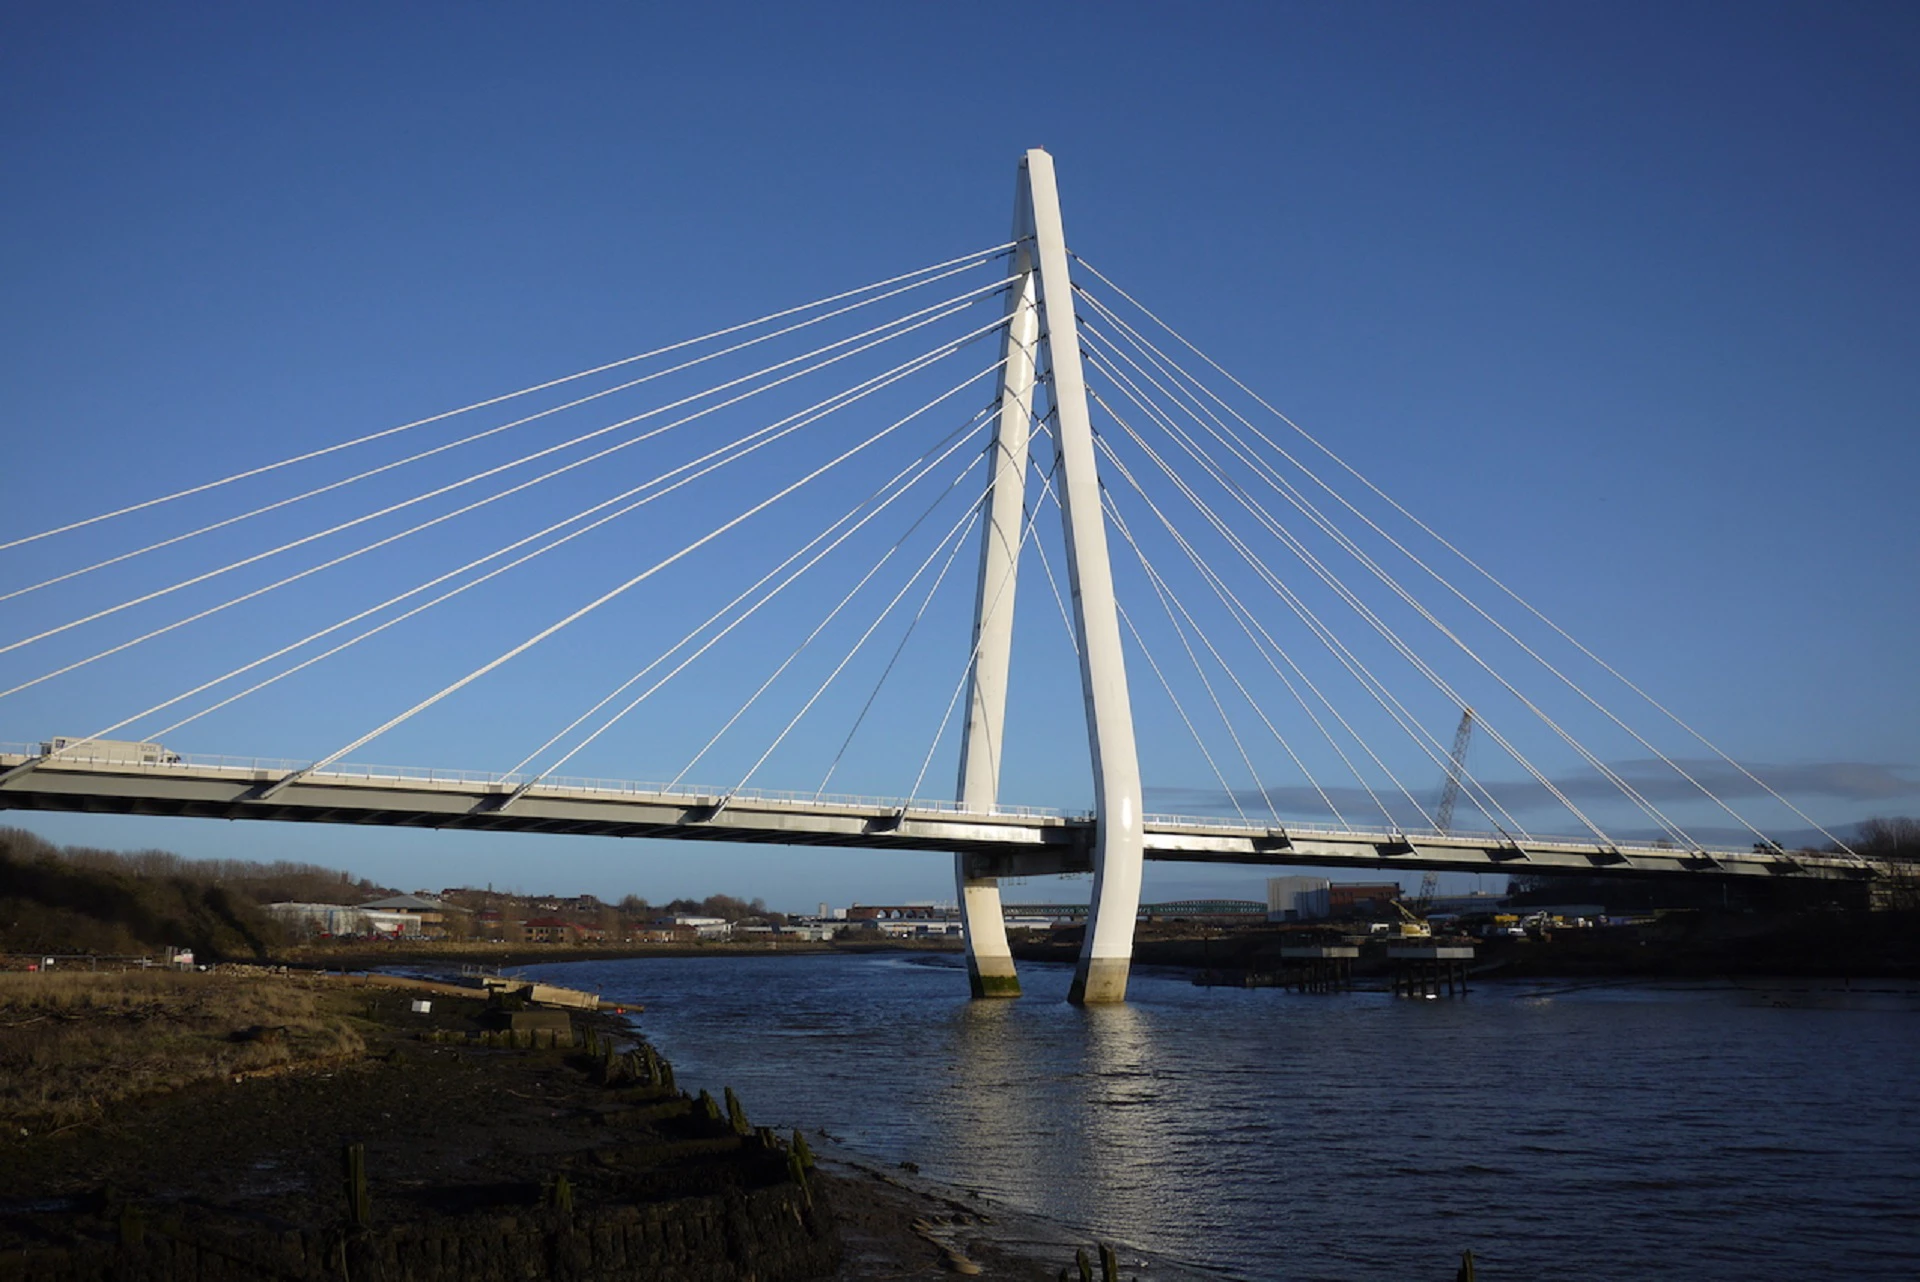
[0,150,1892,1003]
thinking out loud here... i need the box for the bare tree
[1847,817,1920,911]
[1851,817,1920,863]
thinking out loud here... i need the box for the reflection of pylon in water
[1435,708,1474,834]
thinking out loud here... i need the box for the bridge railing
[1144,810,1387,838]
[316,762,1073,820]
[0,744,1072,821]
[1129,808,1787,861]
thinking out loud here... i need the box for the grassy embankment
[0,826,358,962]
[0,969,363,1134]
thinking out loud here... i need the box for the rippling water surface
[524,953,1920,1280]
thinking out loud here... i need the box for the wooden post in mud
[725,1086,751,1135]
[342,1143,370,1229]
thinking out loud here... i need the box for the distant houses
[520,917,585,945]
[266,883,1436,946]
[262,885,795,946]
[266,890,1185,947]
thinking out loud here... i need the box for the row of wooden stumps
[342,1140,574,1230]
[423,1026,573,1049]
[341,1135,811,1229]
[585,1024,675,1091]
[592,1029,819,1209]
[335,1043,817,1229]
[1062,1242,1129,1282]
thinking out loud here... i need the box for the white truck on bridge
[39,737,181,765]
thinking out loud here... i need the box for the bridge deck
[0,750,1880,883]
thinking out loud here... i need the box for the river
[520,952,1920,1280]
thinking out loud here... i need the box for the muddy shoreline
[0,967,1164,1281]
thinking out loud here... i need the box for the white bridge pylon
[954,149,1146,1004]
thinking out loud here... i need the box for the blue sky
[3,3,1915,911]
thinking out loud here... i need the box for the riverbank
[0,966,1130,1281]
[813,1140,1224,1282]
[274,936,963,974]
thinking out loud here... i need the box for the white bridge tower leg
[952,174,1041,1000]
[1024,149,1147,1005]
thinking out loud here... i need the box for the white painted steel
[0,751,1886,885]
[1023,149,1148,1004]
[951,176,1042,1000]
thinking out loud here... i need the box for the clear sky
[3,2,1916,911]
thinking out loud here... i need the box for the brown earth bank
[0,970,1086,1282]
[1012,909,1920,981]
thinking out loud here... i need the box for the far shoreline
[279,906,1920,984]
[276,936,965,974]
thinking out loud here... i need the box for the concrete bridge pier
[951,162,1042,999]
[1021,148,1148,1005]
[954,149,1149,1003]
[957,875,1021,997]
[1071,832,1143,1004]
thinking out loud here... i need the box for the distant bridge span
[0,749,1882,887]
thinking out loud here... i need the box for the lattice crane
[1435,708,1474,834]
[1412,871,1439,916]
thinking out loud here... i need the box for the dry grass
[0,970,364,1133]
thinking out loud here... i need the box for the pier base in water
[967,953,1022,999]
[957,868,1021,999]
[1069,955,1131,1005]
